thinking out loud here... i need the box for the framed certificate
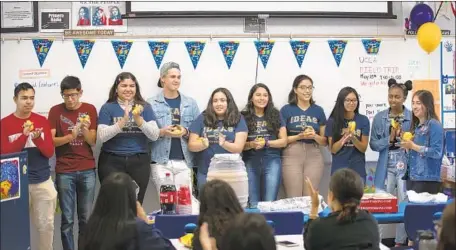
[1,1,38,33]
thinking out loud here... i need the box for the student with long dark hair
[303,169,380,250]
[192,179,244,250]
[280,75,327,197]
[188,88,248,190]
[97,72,160,203]
[199,213,277,250]
[241,83,287,207]
[401,90,444,194]
[79,172,175,250]
[370,79,412,246]
[325,87,370,181]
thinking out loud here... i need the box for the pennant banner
[148,41,169,69]
[254,41,275,68]
[184,41,205,69]
[328,40,347,67]
[218,41,240,69]
[73,40,95,69]
[362,39,381,55]
[290,40,310,68]
[32,39,53,67]
[111,40,133,69]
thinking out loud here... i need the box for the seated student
[192,179,244,250]
[79,172,175,250]
[436,201,455,250]
[198,213,276,250]
[303,168,380,250]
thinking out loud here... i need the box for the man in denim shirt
[148,62,200,197]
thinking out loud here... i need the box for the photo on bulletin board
[72,2,127,32]
[1,157,21,202]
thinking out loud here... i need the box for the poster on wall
[40,9,70,33]
[1,157,21,203]
[71,1,127,33]
[0,1,38,33]
[402,1,454,36]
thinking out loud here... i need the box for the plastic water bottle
[417,230,438,250]
[159,173,177,214]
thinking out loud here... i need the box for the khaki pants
[29,177,57,250]
[282,142,324,197]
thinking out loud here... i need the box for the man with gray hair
[148,62,200,199]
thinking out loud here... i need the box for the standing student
[148,62,200,196]
[280,75,327,197]
[97,72,160,203]
[370,79,412,246]
[48,76,98,250]
[241,83,287,207]
[401,90,444,194]
[0,83,57,250]
[188,88,248,190]
[325,87,370,181]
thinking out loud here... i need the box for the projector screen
[125,1,395,18]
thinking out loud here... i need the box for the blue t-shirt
[243,114,286,160]
[325,113,370,179]
[165,96,185,160]
[98,101,156,155]
[280,104,327,144]
[189,113,248,174]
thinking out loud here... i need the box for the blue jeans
[245,156,281,208]
[55,169,96,250]
[386,150,407,244]
[197,171,207,193]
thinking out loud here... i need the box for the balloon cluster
[410,3,442,54]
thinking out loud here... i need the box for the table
[170,235,390,250]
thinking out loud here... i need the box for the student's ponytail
[337,198,360,223]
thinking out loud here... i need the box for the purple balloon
[410,3,434,30]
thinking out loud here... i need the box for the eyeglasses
[62,93,79,99]
[297,86,314,92]
[344,99,358,104]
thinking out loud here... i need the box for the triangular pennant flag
[111,40,133,69]
[184,41,205,69]
[218,41,240,69]
[328,40,347,67]
[362,39,381,55]
[73,40,95,69]
[290,40,311,68]
[32,39,53,67]
[254,41,275,68]
[148,41,169,69]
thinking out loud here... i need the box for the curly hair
[241,83,281,136]
[192,180,244,250]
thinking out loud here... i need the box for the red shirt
[48,103,98,173]
[0,112,54,184]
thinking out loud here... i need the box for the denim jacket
[147,91,200,167]
[370,108,412,189]
[408,118,444,182]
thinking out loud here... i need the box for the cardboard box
[360,193,398,213]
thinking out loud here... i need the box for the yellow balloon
[417,22,442,54]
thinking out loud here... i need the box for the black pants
[98,151,151,203]
[406,180,442,194]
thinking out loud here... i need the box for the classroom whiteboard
[0,38,445,162]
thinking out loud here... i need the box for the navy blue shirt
[165,96,185,160]
[98,101,156,155]
[325,113,370,180]
[134,218,176,250]
[280,104,327,144]
[189,113,248,174]
[243,114,286,160]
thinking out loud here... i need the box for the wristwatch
[264,138,270,148]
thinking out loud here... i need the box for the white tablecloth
[171,234,390,250]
